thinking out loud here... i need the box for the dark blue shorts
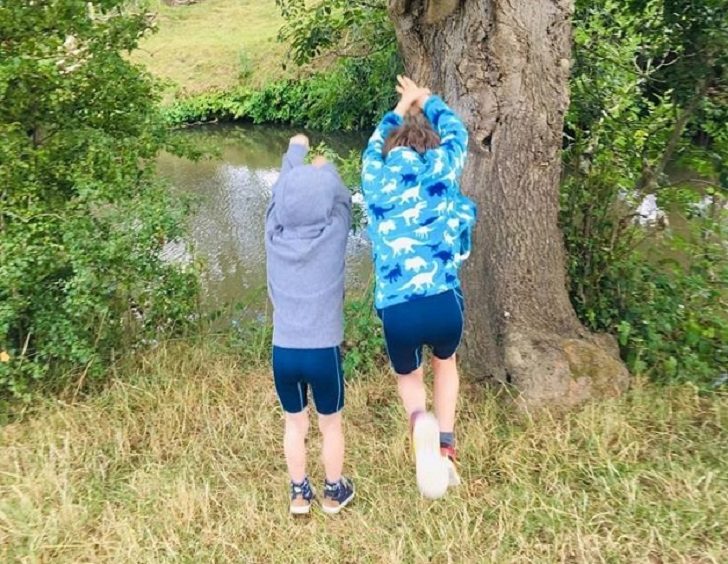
[377,288,465,375]
[272,345,344,415]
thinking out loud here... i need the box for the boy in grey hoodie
[265,134,354,515]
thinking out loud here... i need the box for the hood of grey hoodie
[274,165,336,239]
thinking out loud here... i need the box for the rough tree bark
[388,0,629,409]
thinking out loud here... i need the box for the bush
[0,1,199,398]
[561,0,728,386]
[342,285,387,377]
[164,48,401,132]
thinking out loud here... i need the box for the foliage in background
[129,0,286,95]
[165,0,400,132]
[561,0,727,385]
[0,1,199,399]
[275,0,394,66]
[164,50,400,132]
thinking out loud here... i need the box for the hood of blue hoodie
[386,146,431,177]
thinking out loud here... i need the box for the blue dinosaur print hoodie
[361,96,477,310]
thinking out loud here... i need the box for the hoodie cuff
[382,111,404,127]
[423,95,446,120]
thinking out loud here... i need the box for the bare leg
[396,366,427,417]
[318,411,345,483]
[284,409,309,483]
[432,354,459,434]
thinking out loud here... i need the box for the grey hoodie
[265,143,352,348]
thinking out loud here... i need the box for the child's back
[265,143,351,348]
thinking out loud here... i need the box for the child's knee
[317,411,342,435]
[432,353,457,369]
[285,410,310,436]
[398,365,425,382]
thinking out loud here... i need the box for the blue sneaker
[289,477,315,515]
[322,476,355,515]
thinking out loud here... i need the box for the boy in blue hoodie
[361,76,476,499]
[265,134,354,515]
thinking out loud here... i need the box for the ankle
[439,431,455,448]
[291,476,308,486]
[324,476,342,487]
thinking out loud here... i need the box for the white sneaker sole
[413,413,449,499]
[290,502,312,515]
[321,489,355,515]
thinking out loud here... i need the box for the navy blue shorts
[377,288,465,375]
[272,346,344,415]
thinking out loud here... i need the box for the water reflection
[157,123,371,315]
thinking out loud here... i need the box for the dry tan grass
[1,340,727,562]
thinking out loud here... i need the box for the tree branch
[636,76,711,193]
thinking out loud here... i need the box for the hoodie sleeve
[280,142,309,176]
[361,111,404,196]
[267,144,308,238]
[423,96,469,178]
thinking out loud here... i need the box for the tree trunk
[388,0,629,409]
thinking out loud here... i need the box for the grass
[1,339,727,562]
[131,0,286,95]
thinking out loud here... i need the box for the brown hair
[382,112,440,157]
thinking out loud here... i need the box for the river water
[156,123,371,317]
[156,124,723,320]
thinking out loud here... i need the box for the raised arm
[280,135,310,176]
[423,96,469,177]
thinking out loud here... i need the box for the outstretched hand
[290,133,310,148]
[394,75,431,116]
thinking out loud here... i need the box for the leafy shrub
[343,287,387,377]
[0,1,199,398]
[561,0,728,386]
[165,48,400,132]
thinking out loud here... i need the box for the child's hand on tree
[394,75,431,116]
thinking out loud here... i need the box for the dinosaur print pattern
[377,219,397,235]
[388,185,422,205]
[433,250,454,265]
[384,236,425,257]
[404,256,428,272]
[369,203,394,220]
[427,182,448,198]
[394,201,427,225]
[414,225,433,239]
[383,263,403,283]
[361,96,477,309]
[399,263,438,292]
